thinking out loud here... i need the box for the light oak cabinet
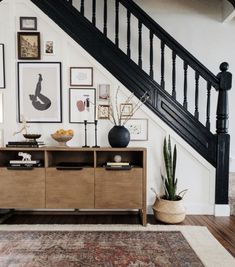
[0,147,147,225]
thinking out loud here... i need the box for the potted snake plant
[152,136,187,223]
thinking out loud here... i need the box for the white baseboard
[214,205,230,216]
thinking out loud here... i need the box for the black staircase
[31,0,232,206]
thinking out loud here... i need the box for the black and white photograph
[17,32,40,60]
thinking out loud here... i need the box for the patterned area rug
[0,231,203,267]
[0,225,234,267]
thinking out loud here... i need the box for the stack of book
[6,141,45,148]
[8,159,42,168]
[105,162,132,170]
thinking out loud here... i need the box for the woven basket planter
[152,197,186,224]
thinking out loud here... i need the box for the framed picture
[0,92,3,123]
[18,62,62,123]
[0,44,5,88]
[98,84,110,100]
[98,104,110,119]
[17,32,41,60]
[20,17,37,31]
[69,88,96,123]
[70,67,93,86]
[120,103,133,118]
[44,40,55,55]
[125,119,148,141]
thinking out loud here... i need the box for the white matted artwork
[44,40,55,55]
[125,119,148,141]
[98,84,110,100]
[0,44,5,88]
[69,88,96,123]
[0,92,3,123]
[70,67,93,86]
[18,62,62,123]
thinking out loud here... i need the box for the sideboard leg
[139,209,147,226]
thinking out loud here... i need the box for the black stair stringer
[31,0,217,167]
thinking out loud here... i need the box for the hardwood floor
[1,211,234,258]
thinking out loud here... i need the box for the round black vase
[108,125,130,148]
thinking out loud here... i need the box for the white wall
[1,0,228,214]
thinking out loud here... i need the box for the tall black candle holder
[92,120,100,148]
[82,120,90,148]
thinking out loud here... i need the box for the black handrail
[119,0,219,90]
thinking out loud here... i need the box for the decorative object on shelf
[92,120,100,148]
[108,125,130,148]
[70,67,93,86]
[69,88,96,123]
[114,154,122,163]
[23,134,41,142]
[0,44,5,88]
[20,17,37,31]
[18,152,32,161]
[107,86,149,147]
[98,84,110,100]
[152,136,187,224]
[18,62,62,123]
[82,120,90,148]
[17,32,40,60]
[120,103,133,118]
[13,115,30,136]
[51,129,74,147]
[98,104,110,119]
[125,118,148,141]
[43,40,55,55]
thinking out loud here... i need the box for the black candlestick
[93,120,100,148]
[82,120,90,148]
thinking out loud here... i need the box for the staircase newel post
[215,62,232,208]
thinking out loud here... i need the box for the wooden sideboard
[0,147,147,225]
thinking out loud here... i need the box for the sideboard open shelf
[0,147,147,225]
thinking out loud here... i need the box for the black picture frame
[69,88,96,123]
[20,17,37,31]
[17,32,41,60]
[0,44,5,89]
[17,62,62,123]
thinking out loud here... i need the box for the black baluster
[103,0,107,36]
[172,51,176,99]
[149,31,153,79]
[115,0,119,47]
[183,61,188,109]
[92,0,96,26]
[138,20,142,68]
[206,82,211,130]
[194,72,199,119]
[161,41,165,89]
[127,9,131,58]
[80,0,84,16]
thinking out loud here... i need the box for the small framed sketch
[69,88,96,123]
[98,84,110,100]
[120,103,133,118]
[0,44,5,88]
[17,32,41,60]
[98,104,110,119]
[20,17,37,31]
[44,40,55,55]
[70,67,93,86]
[18,62,62,123]
[125,119,148,141]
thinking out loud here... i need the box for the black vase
[108,125,130,148]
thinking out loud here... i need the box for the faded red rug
[0,231,203,267]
